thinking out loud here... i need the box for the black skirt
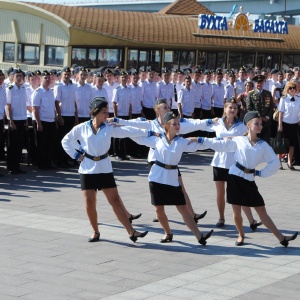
[149,181,186,206]
[80,173,117,190]
[282,122,299,147]
[226,174,265,207]
[213,166,229,181]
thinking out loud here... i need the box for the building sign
[198,7,288,35]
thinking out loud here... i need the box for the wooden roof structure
[22,0,300,53]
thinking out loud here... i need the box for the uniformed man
[103,69,119,118]
[74,67,93,124]
[224,70,237,103]
[54,66,77,167]
[141,66,157,120]
[112,71,132,160]
[212,69,225,118]
[32,70,58,170]
[6,68,29,174]
[200,69,214,119]
[92,72,108,100]
[0,70,6,167]
[191,67,202,119]
[246,75,273,144]
[156,68,174,108]
[235,67,247,95]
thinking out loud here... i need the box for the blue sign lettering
[253,19,288,34]
[198,14,228,31]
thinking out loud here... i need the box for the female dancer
[133,112,213,245]
[278,81,300,170]
[62,97,152,243]
[195,111,298,247]
[111,98,217,223]
[206,98,262,230]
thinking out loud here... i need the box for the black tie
[174,84,178,102]
[291,97,295,102]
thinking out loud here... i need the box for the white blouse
[206,119,247,169]
[62,121,152,174]
[278,95,300,124]
[134,135,205,186]
[200,136,280,181]
[115,117,213,162]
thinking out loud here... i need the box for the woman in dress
[111,98,216,223]
[134,112,213,245]
[62,97,151,243]
[195,111,298,247]
[278,81,300,170]
[206,98,262,231]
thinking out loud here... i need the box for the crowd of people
[0,63,299,247]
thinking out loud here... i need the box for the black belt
[235,162,255,174]
[76,150,108,161]
[155,161,177,170]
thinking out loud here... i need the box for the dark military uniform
[246,89,273,144]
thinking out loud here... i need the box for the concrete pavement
[0,151,299,299]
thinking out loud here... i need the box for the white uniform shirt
[128,83,143,114]
[235,79,246,95]
[156,81,174,107]
[92,86,108,100]
[141,79,157,108]
[117,117,213,162]
[206,119,247,169]
[103,81,119,113]
[62,121,151,174]
[0,85,7,118]
[224,83,235,100]
[272,82,285,103]
[191,81,202,109]
[32,87,56,122]
[201,82,213,110]
[172,82,184,110]
[268,79,277,93]
[133,134,205,186]
[74,83,93,118]
[212,83,225,108]
[112,85,132,117]
[177,87,196,117]
[6,84,28,120]
[201,136,280,181]
[278,95,300,124]
[54,81,76,116]
[26,86,35,119]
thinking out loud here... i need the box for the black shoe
[199,230,214,245]
[9,170,20,175]
[287,163,295,170]
[235,236,245,246]
[160,233,173,243]
[129,230,148,243]
[124,155,131,160]
[280,232,298,247]
[115,156,125,161]
[129,213,142,224]
[17,169,27,174]
[216,219,225,228]
[153,217,159,222]
[194,211,207,223]
[88,232,100,242]
[250,220,262,232]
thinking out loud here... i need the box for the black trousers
[7,120,26,171]
[78,117,90,125]
[56,116,75,164]
[114,116,129,158]
[201,109,215,138]
[0,120,5,160]
[142,106,156,120]
[26,118,38,164]
[214,107,224,118]
[34,121,57,168]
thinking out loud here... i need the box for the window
[179,51,195,69]
[3,42,21,63]
[216,52,226,69]
[198,51,226,69]
[98,48,122,67]
[241,53,255,68]
[282,54,293,68]
[294,55,300,67]
[126,49,161,71]
[72,48,87,66]
[163,50,180,70]
[45,46,64,66]
[229,53,242,69]
[206,53,217,70]
[23,45,40,65]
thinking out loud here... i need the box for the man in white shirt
[224,71,237,102]
[6,68,29,174]
[212,69,225,118]
[156,68,174,108]
[103,69,119,118]
[201,69,214,119]
[178,75,196,119]
[0,70,6,169]
[191,68,202,119]
[92,72,108,100]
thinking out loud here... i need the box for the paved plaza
[0,151,300,300]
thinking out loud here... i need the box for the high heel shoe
[194,211,207,224]
[129,230,148,243]
[250,220,262,232]
[160,233,173,243]
[88,232,100,242]
[280,232,298,247]
[129,213,142,224]
[235,236,245,246]
[199,230,214,245]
